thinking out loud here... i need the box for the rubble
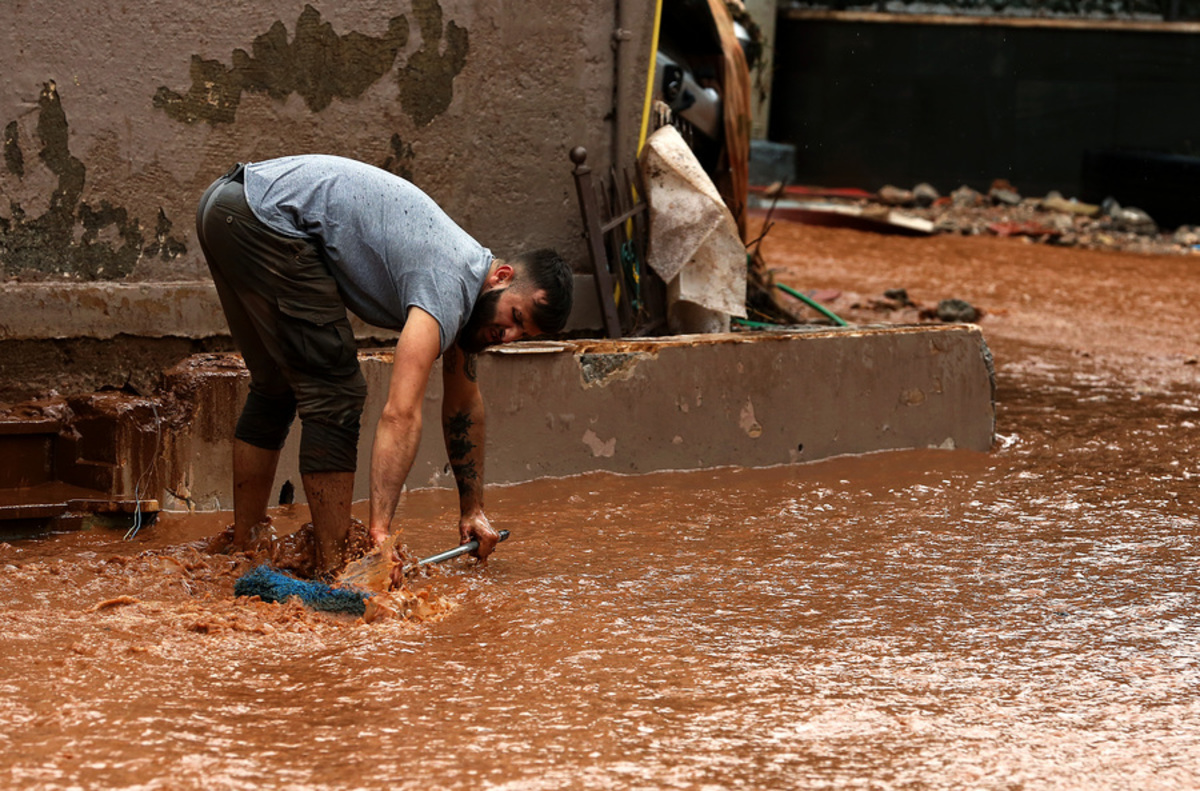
[746,176,1199,329]
[878,184,915,206]
[913,183,940,208]
[838,180,1195,255]
[950,185,985,208]
[1172,226,1200,246]
[1101,197,1158,235]
[832,289,985,325]
[987,179,1022,206]
[1041,191,1099,217]
[932,298,979,323]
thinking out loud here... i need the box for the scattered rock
[913,183,940,208]
[989,179,1022,206]
[990,188,1022,206]
[765,176,1197,257]
[934,298,979,323]
[1172,225,1200,246]
[1047,213,1076,233]
[883,288,913,306]
[951,185,984,208]
[878,184,914,206]
[1104,201,1158,235]
[933,215,962,234]
[1042,191,1100,217]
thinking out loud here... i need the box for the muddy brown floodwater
[2,218,1199,790]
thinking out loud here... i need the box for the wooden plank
[0,418,61,436]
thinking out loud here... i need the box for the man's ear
[487,262,514,289]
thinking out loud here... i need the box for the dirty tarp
[640,124,747,332]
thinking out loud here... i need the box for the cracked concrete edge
[0,282,226,341]
[0,275,603,341]
[165,323,998,510]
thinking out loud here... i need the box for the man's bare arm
[442,343,499,559]
[367,307,442,545]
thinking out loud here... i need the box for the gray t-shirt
[242,154,492,353]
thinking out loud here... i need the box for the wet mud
[2,219,1199,789]
[204,517,380,581]
[756,218,1199,387]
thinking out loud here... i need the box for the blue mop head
[234,565,369,615]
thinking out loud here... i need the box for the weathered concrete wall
[0,1,629,280]
[0,0,658,398]
[162,326,996,511]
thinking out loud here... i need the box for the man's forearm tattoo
[445,410,478,495]
[462,352,477,382]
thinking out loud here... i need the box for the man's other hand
[459,511,499,561]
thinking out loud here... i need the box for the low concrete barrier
[162,325,995,511]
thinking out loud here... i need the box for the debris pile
[872,178,1198,255]
[768,284,984,328]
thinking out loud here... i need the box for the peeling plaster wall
[0,1,642,289]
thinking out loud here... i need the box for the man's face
[457,285,548,354]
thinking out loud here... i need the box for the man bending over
[195,154,573,576]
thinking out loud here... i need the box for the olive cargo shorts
[195,164,366,474]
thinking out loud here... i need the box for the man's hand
[459,510,500,561]
[364,526,407,589]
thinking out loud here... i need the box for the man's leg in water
[293,380,364,575]
[233,440,283,547]
[197,167,297,552]
[197,161,364,572]
[303,470,355,575]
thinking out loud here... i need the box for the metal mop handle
[404,529,510,574]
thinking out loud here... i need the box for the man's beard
[456,288,502,354]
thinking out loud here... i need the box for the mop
[234,530,510,615]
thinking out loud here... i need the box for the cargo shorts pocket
[275,296,359,378]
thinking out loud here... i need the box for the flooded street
[2,220,1199,789]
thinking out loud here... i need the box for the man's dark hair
[512,248,573,334]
